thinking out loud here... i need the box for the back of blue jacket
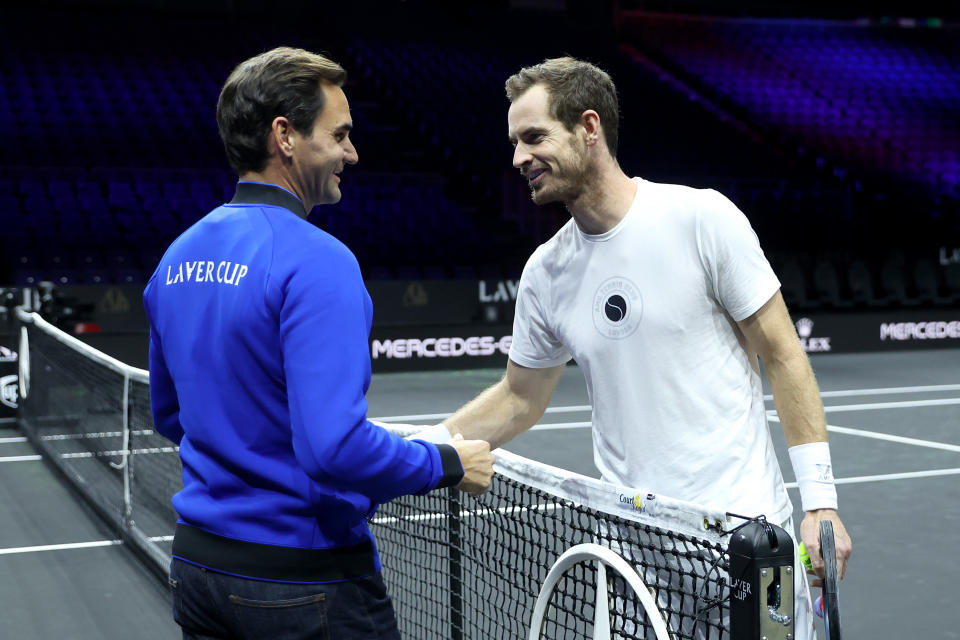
[143,183,449,570]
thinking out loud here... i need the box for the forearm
[444,378,542,450]
[765,347,827,447]
[765,344,839,512]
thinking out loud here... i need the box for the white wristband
[369,419,419,435]
[406,423,453,444]
[788,441,838,512]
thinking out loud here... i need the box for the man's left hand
[799,508,852,586]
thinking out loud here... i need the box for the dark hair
[505,57,619,156]
[216,47,347,174]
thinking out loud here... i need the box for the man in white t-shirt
[418,57,852,637]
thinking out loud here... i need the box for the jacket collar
[230,182,307,218]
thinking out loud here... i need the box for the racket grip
[813,594,824,618]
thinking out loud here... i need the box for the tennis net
[16,308,735,638]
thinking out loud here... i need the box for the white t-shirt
[509,178,792,524]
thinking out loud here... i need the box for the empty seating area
[770,251,960,311]
[0,31,518,284]
[619,13,960,198]
[2,166,232,286]
[0,51,230,168]
[0,166,482,285]
[3,10,955,299]
[349,38,519,179]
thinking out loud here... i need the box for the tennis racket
[817,520,842,640]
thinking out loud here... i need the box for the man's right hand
[448,433,494,495]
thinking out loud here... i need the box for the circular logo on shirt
[592,277,642,339]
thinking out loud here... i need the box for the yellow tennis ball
[798,542,813,571]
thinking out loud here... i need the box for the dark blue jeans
[169,559,401,640]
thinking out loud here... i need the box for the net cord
[393,427,730,545]
[527,543,673,640]
[15,309,149,384]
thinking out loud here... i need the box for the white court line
[785,467,960,488]
[0,535,174,556]
[0,436,27,444]
[0,454,42,463]
[764,383,960,401]
[376,389,960,424]
[766,416,960,453]
[0,540,121,555]
[821,398,960,412]
[826,425,960,453]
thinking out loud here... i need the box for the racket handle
[814,594,824,618]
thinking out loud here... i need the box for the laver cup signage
[369,324,513,373]
[795,310,960,354]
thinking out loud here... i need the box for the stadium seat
[773,256,813,310]
[812,258,853,309]
[912,258,947,306]
[878,254,920,307]
[846,259,885,308]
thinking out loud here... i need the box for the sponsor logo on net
[880,320,960,341]
[795,318,831,352]
[372,336,513,359]
[618,492,655,515]
[0,375,17,410]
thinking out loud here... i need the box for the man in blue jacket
[143,46,494,640]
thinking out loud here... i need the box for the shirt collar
[230,181,307,218]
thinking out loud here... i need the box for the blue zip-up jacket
[143,182,462,582]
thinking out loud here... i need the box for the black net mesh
[127,376,180,558]
[17,313,180,572]
[373,479,730,639]
[17,310,732,638]
[18,317,129,532]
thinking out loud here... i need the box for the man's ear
[271,116,295,158]
[580,109,602,147]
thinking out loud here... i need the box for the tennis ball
[798,542,813,572]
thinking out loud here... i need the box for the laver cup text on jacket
[164,261,249,286]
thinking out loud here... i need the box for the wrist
[788,441,838,512]
[407,422,453,444]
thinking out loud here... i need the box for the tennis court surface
[1,313,956,638]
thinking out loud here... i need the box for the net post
[728,520,795,640]
[121,373,132,522]
[447,487,463,640]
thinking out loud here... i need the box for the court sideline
[0,348,956,639]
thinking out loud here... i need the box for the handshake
[375,421,495,496]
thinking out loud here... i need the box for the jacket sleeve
[277,245,462,503]
[145,304,184,445]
